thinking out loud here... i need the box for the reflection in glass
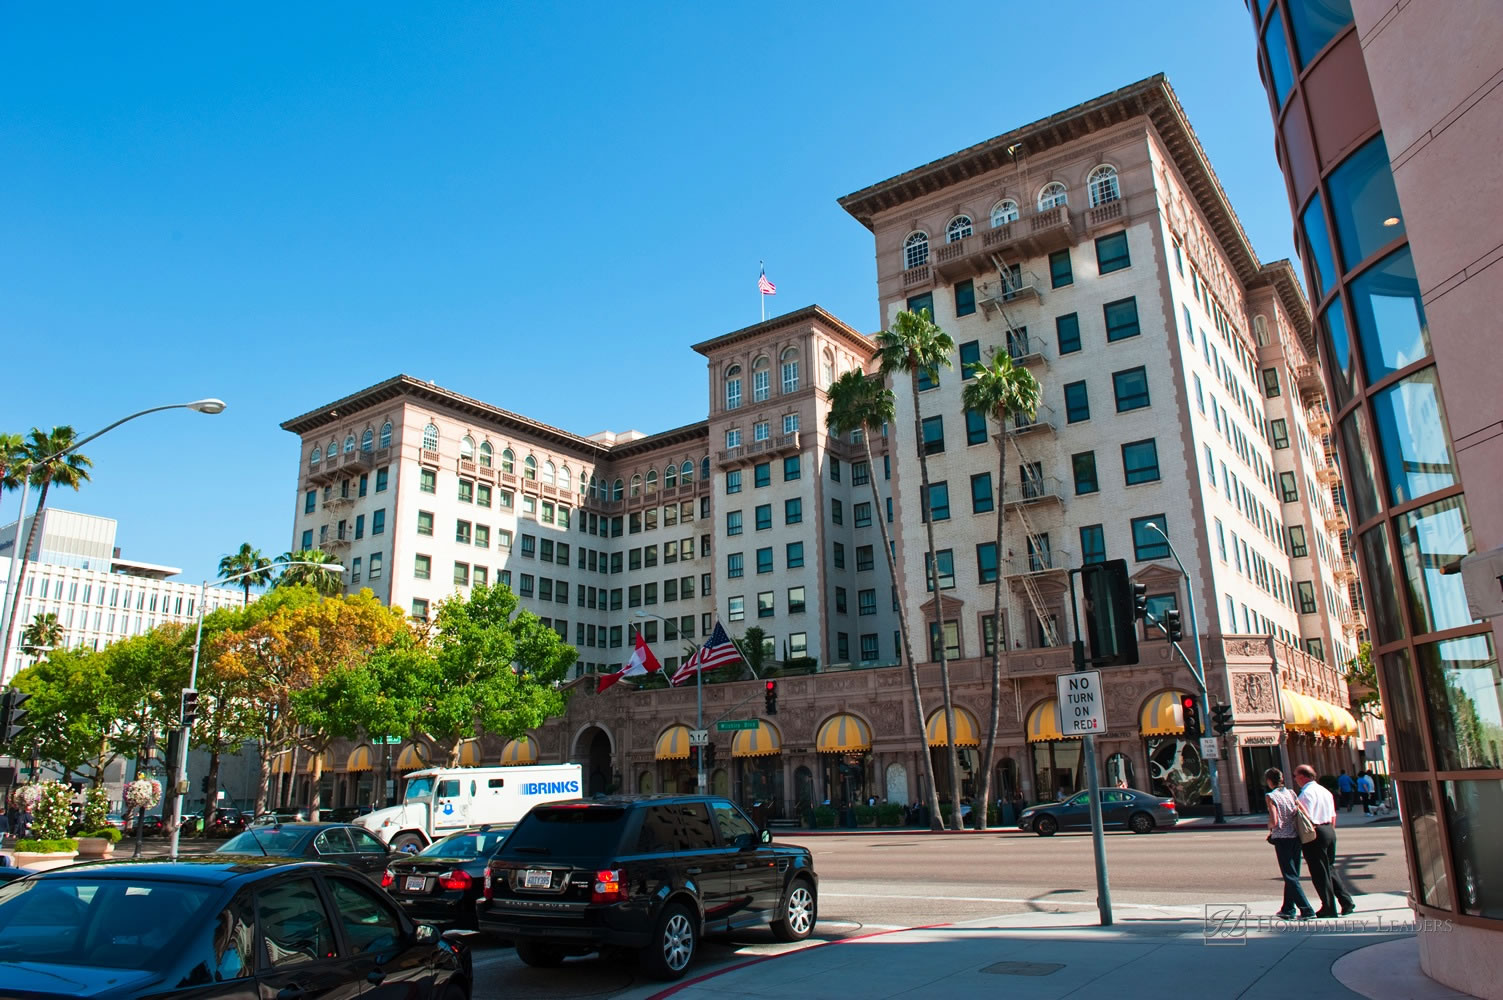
[1419,635,1501,771]
[1287,0,1354,65]
[1327,135,1403,271]
[1263,14,1297,108]
[1361,525,1407,644]
[1373,367,1457,504]
[1382,648,1428,771]
[1145,737,1210,806]
[1400,781,1452,911]
[1350,248,1430,381]
[1443,779,1503,918]
[1031,739,1083,802]
[1301,193,1338,298]
[1338,408,1383,524]
[1322,302,1358,407]
[1396,497,1477,635]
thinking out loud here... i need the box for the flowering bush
[124,777,161,812]
[30,780,74,842]
[82,785,111,831]
[9,782,43,812]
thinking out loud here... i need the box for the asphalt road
[467,822,1408,1000]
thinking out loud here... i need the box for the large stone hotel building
[281,76,1373,820]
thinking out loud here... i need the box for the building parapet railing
[1005,548,1072,577]
[1010,404,1056,435]
[1004,476,1064,507]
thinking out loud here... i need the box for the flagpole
[696,657,707,793]
[759,261,765,324]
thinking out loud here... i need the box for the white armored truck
[355,763,583,851]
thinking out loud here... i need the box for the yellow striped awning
[815,714,872,753]
[656,725,693,761]
[925,707,980,747]
[500,736,539,766]
[457,739,483,767]
[731,720,781,758]
[396,744,429,771]
[1026,699,1071,743]
[1281,689,1319,732]
[304,753,327,775]
[1330,706,1359,737]
[270,753,293,775]
[347,745,374,773]
[1140,690,1189,737]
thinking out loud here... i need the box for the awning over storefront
[457,740,483,767]
[1329,706,1359,737]
[396,744,429,771]
[347,745,374,773]
[656,725,693,761]
[925,707,980,747]
[304,753,326,775]
[270,753,293,775]
[815,714,872,753]
[731,720,782,758]
[500,736,539,766]
[1140,691,1188,737]
[1281,689,1319,732]
[1026,699,1071,743]
[1282,689,1359,737]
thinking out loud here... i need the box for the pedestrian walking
[1357,771,1375,814]
[1336,769,1354,812]
[1293,764,1356,917]
[1263,768,1315,920]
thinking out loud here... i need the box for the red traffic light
[1180,694,1196,712]
[766,681,776,691]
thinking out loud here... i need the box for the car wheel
[390,833,425,854]
[1129,812,1155,834]
[1035,816,1058,837]
[640,902,697,981]
[515,942,566,968]
[771,878,817,942]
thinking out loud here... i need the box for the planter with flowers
[76,786,121,860]
[12,780,78,870]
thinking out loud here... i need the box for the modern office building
[1246,0,1502,989]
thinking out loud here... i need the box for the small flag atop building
[758,266,776,296]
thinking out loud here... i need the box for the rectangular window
[964,408,987,445]
[411,598,429,620]
[454,562,470,586]
[456,519,472,544]
[852,461,869,486]
[1193,373,1205,414]
[350,557,362,583]
[726,378,741,410]
[1064,380,1091,423]
[835,587,848,614]
[854,503,872,528]
[1049,249,1073,288]
[1279,471,1299,503]
[924,550,956,590]
[856,545,874,571]
[1103,297,1141,342]
[726,510,743,535]
[1080,524,1106,564]
[860,633,879,661]
[304,490,316,514]
[923,481,950,521]
[520,534,536,558]
[1216,518,1227,560]
[1262,367,1281,397]
[1056,312,1081,354]
[755,504,772,531]
[476,483,491,507]
[519,574,534,597]
[833,542,845,569]
[783,455,802,483]
[375,467,388,492]
[1270,418,1289,449]
[753,421,770,442]
[726,470,742,494]
[754,463,770,488]
[976,542,999,583]
[787,586,806,614]
[414,554,431,580]
[757,547,773,574]
[971,472,993,513]
[727,552,744,578]
[368,552,382,579]
[786,541,804,568]
[928,620,961,661]
[1131,516,1170,561]
[829,456,841,482]
[725,428,742,449]
[1112,367,1151,411]
[1298,581,1317,614]
[728,596,745,622]
[1121,439,1161,485]
[420,468,436,494]
[784,497,802,524]
[858,589,877,616]
[1072,451,1099,494]
[955,280,976,318]
[757,591,775,618]
[458,479,473,503]
[1095,230,1131,273]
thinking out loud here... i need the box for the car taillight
[483,866,493,901]
[591,868,627,905]
[1161,801,1176,809]
[380,869,395,888]
[438,870,473,891]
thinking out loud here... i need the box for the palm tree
[0,427,92,673]
[219,543,274,607]
[826,369,946,830]
[962,348,1041,829]
[274,549,344,596]
[876,308,964,829]
[0,432,26,528]
[20,612,65,653]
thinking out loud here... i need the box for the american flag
[671,621,742,686]
[758,268,776,296]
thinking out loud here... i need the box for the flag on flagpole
[597,630,664,693]
[758,267,776,296]
[671,621,741,686]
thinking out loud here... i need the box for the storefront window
[1372,367,1457,505]
[1105,753,1135,790]
[1419,635,1501,772]
[1360,524,1407,644]
[1395,497,1477,635]
[1286,0,1353,66]
[1301,193,1338,299]
[1381,648,1430,771]
[1322,301,1359,408]
[1400,781,1452,911]
[1350,248,1430,383]
[1031,741,1082,802]
[1327,134,1403,270]
[1443,779,1503,918]
[1338,407,1383,524]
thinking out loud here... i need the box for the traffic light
[201,775,212,795]
[1181,694,1202,739]
[1163,608,1184,643]
[1,690,32,744]
[1211,703,1235,735]
[1079,559,1139,667]
[765,681,778,716]
[1131,582,1148,620]
[704,742,716,767]
[180,688,200,728]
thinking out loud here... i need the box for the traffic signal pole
[1067,569,1113,927]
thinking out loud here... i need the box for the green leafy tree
[20,612,65,652]
[962,348,1041,829]
[877,308,963,829]
[1344,642,1382,720]
[274,549,344,596]
[219,543,274,606]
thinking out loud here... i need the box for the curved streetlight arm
[40,400,227,463]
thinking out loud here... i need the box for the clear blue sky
[0,1,1291,589]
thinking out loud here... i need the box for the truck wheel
[390,832,425,854]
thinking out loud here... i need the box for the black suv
[475,795,817,979]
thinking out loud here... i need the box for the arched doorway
[794,766,815,825]
[885,762,908,805]
[574,726,613,797]
[637,771,654,794]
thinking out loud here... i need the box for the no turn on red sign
[1057,670,1106,736]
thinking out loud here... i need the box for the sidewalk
[764,808,1398,836]
[639,892,1480,1000]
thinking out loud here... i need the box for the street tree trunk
[975,432,1007,829]
[204,750,221,831]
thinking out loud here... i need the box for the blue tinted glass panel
[1287,0,1352,66]
[1263,14,1296,107]
[1322,301,1358,407]
[1372,367,1457,504]
[1327,135,1403,271]
[1396,496,1477,636]
[1337,406,1383,524]
[1350,247,1430,381]
[1301,193,1338,298]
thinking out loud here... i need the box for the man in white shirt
[1294,764,1356,917]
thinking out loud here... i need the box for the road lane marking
[818,892,1180,910]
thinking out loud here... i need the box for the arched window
[523,456,537,480]
[1253,315,1269,346]
[821,350,835,389]
[542,461,556,485]
[460,435,475,460]
[1038,182,1068,211]
[645,468,657,493]
[630,474,642,497]
[683,460,696,484]
[612,478,624,502]
[747,356,769,402]
[379,421,392,449]
[589,475,598,499]
[1087,165,1120,207]
[700,457,710,482]
[990,199,1019,227]
[360,429,373,452]
[343,434,356,454]
[664,464,678,489]
[945,215,972,243]
[725,364,743,410]
[478,442,493,468]
[560,465,572,491]
[328,439,338,461]
[501,448,515,474]
[903,231,929,269]
[422,424,439,451]
[310,445,322,466]
[780,347,800,394]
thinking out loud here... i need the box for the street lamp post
[168,557,344,859]
[1145,522,1225,825]
[0,400,226,680]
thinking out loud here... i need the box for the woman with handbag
[1264,768,1316,920]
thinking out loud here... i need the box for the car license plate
[404,875,427,892]
[522,869,552,889]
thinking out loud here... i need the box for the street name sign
[688,728,710,746]
[1056,670,1105,735]
[715,719,760,731]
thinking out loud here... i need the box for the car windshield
[419,830,509,859]
[0,877,214,969]
[217,827,308,856]
[503,806,627,857]
[404,777,434,802]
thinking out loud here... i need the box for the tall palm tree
[20,612,65,653]
[219,543,274,606]
[0,427,92,673]
[0,432,26,528]
[826,369,946,830]
[274,549,344,596]
[876,308,964,829]
[962,348,1041,829]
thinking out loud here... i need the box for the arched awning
[656,725,693,761]
[500,736,539,766]
[815,714,872,753]
[1026,699,1072,743]
[1140,691,1189,737]
[304,753,327,775]
[270,753,294,775]
[1330,706,1359,737]
[731,720,781,758]
[396,744,429,771]
[347,745,374,773]
[1281,689,1319,732]
[925,707,980,747]
[457,740,483,767]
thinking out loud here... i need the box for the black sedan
[0,858,472,999]
[126,813,165,837]
[1018,788,1179,835]
[215,823,399,879]
[383,827,510,931]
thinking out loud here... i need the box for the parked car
[476,795,818,980]
[126,814,165,837]
[215,823,400,879]
[251,809,306,826]
[383,827,511,931]
[0,864,37,885]
[0,858,472,999]
[208,809,248,837]
[1018,788,1179,835]
[103,813,127,831]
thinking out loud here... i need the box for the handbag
[1294,801,1317,843]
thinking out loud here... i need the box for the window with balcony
[990,199,1019,227]
[946,215,972,242]
[726,428,742,449]
[1087,164,1120,206]
[904,231,929,269]
[753,421,769,442]
[1038,182,1068,210]
[422,423,438,451]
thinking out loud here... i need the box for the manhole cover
[982,961,1064,977]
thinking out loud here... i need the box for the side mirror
[414,923,439,944]
[760,828,772,844]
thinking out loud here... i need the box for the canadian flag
[596,630,663,693]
